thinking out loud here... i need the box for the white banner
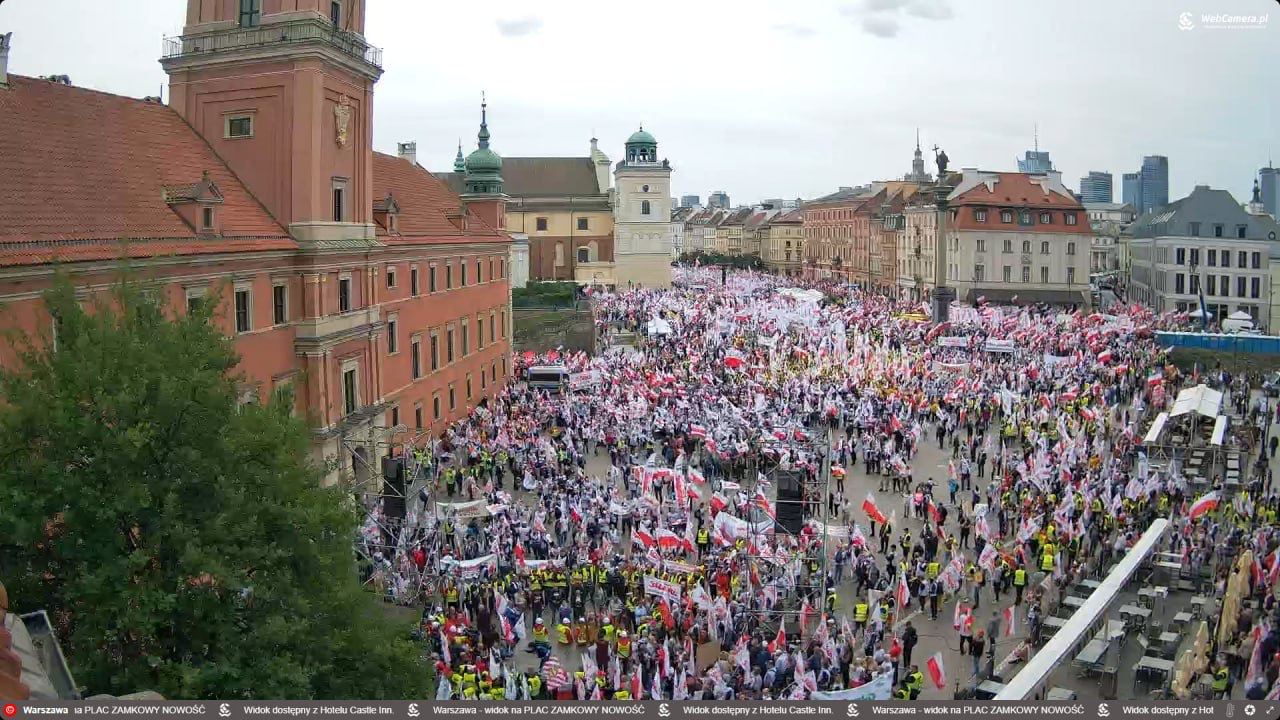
[939,336,969,348]
[436,499,490,519]
[811,672,893,700]
[664,559,700,575]
[984,339,1016,354]
[643,575,683,603]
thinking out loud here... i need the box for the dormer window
[163,171,225,235]
[372,193,401,233]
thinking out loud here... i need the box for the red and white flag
[926,651,947,689]
[1188,491,1220,520]
[689,425,707,440]
[895,574,910,609]
[688,468,707,485]
[1002,606,1017,637]
[768,627,786,653]
[754,490,777,520]
[862,493,888,524]
[633,528,656,548]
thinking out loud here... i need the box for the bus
[525,364,570,393]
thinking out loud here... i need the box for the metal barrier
[996,518,1171,700]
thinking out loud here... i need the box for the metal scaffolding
[739,425,832,638]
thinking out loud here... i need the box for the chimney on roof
[396,141,417,166]
[0,33,12,88]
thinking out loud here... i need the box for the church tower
[161,0,383,244]
[461,97,507,229]
[613,126,674,288]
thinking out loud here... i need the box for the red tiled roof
[371,153,509,245]
[0,75,293,266]
[951,172,1082,208]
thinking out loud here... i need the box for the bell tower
[161,0,383,244]
[613,125,673,289]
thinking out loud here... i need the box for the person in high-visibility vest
[575,617,589,646]
[906,665,923,697]
[1013,567,1027,605]
[530,618,550,656]
[926,561,940,579]
[617,630,632,660]
[614,689,631,700]
[894,684,911,700]
[1213,665,1230,698]
[697,527,710,555]
[826,589,838,613]
[854,602,869,631]
[602,617,616,643]
[1040,552,1055,572]
[527,674,543,699]
[556,621,571,644]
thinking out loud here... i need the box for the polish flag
[1002,606,1017,637]
[849,524,867,548]
[768,627,787,653]
[514,543,526,567]
[633,528,657,548]
[754,490,777,520]
[656,528,683,550]
[925,651,947,689]
[1147,371,1164,387]
[631,671,642,701]
[862,493,888,525]
[895,574,910,609]
[709,493,729,514]
[1097,349,1114,364]
[440,628,452,664]
[570,505,583,523]
[1188,491,1220,519]
[688,468,707,485]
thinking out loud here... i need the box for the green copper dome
[627,126,657,145]
[465,147,502,173]
[463,97,503,194]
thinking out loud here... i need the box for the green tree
[0,277,429,699]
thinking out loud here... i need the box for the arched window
[641,200,651,215]
[554,242,565,267]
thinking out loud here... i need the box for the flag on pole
[1002,606,1017,637]
[925,651,947,689]
[894,573,910,609]
[1188,491,1220,519]
[863,492,888,524]
[769,626,786,653]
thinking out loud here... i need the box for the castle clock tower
[612,126,674,289]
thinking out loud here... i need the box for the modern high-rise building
[1078,171,1113,203]
[1017,150,1055,174]
[707,191,731,209]
[1122,172,1143,213]
[1260,166,1279,218]
[1139,155,1169,215]
[680,194,702,208]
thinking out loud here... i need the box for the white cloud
[495,16,542,37]
[862,16,902,37]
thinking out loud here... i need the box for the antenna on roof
[1033,122,1039,153]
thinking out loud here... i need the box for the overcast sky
[3,0,1277,206]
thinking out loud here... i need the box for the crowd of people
[353,268,1280,702]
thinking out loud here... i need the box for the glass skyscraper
[1078,171,1113,203]
[1122,173,1143,213]
[1260,166,1279,217]
[1139,155,1169,215]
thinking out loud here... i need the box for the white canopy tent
[1170,384,1223,419]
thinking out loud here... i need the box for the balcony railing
[163,18,382,69]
